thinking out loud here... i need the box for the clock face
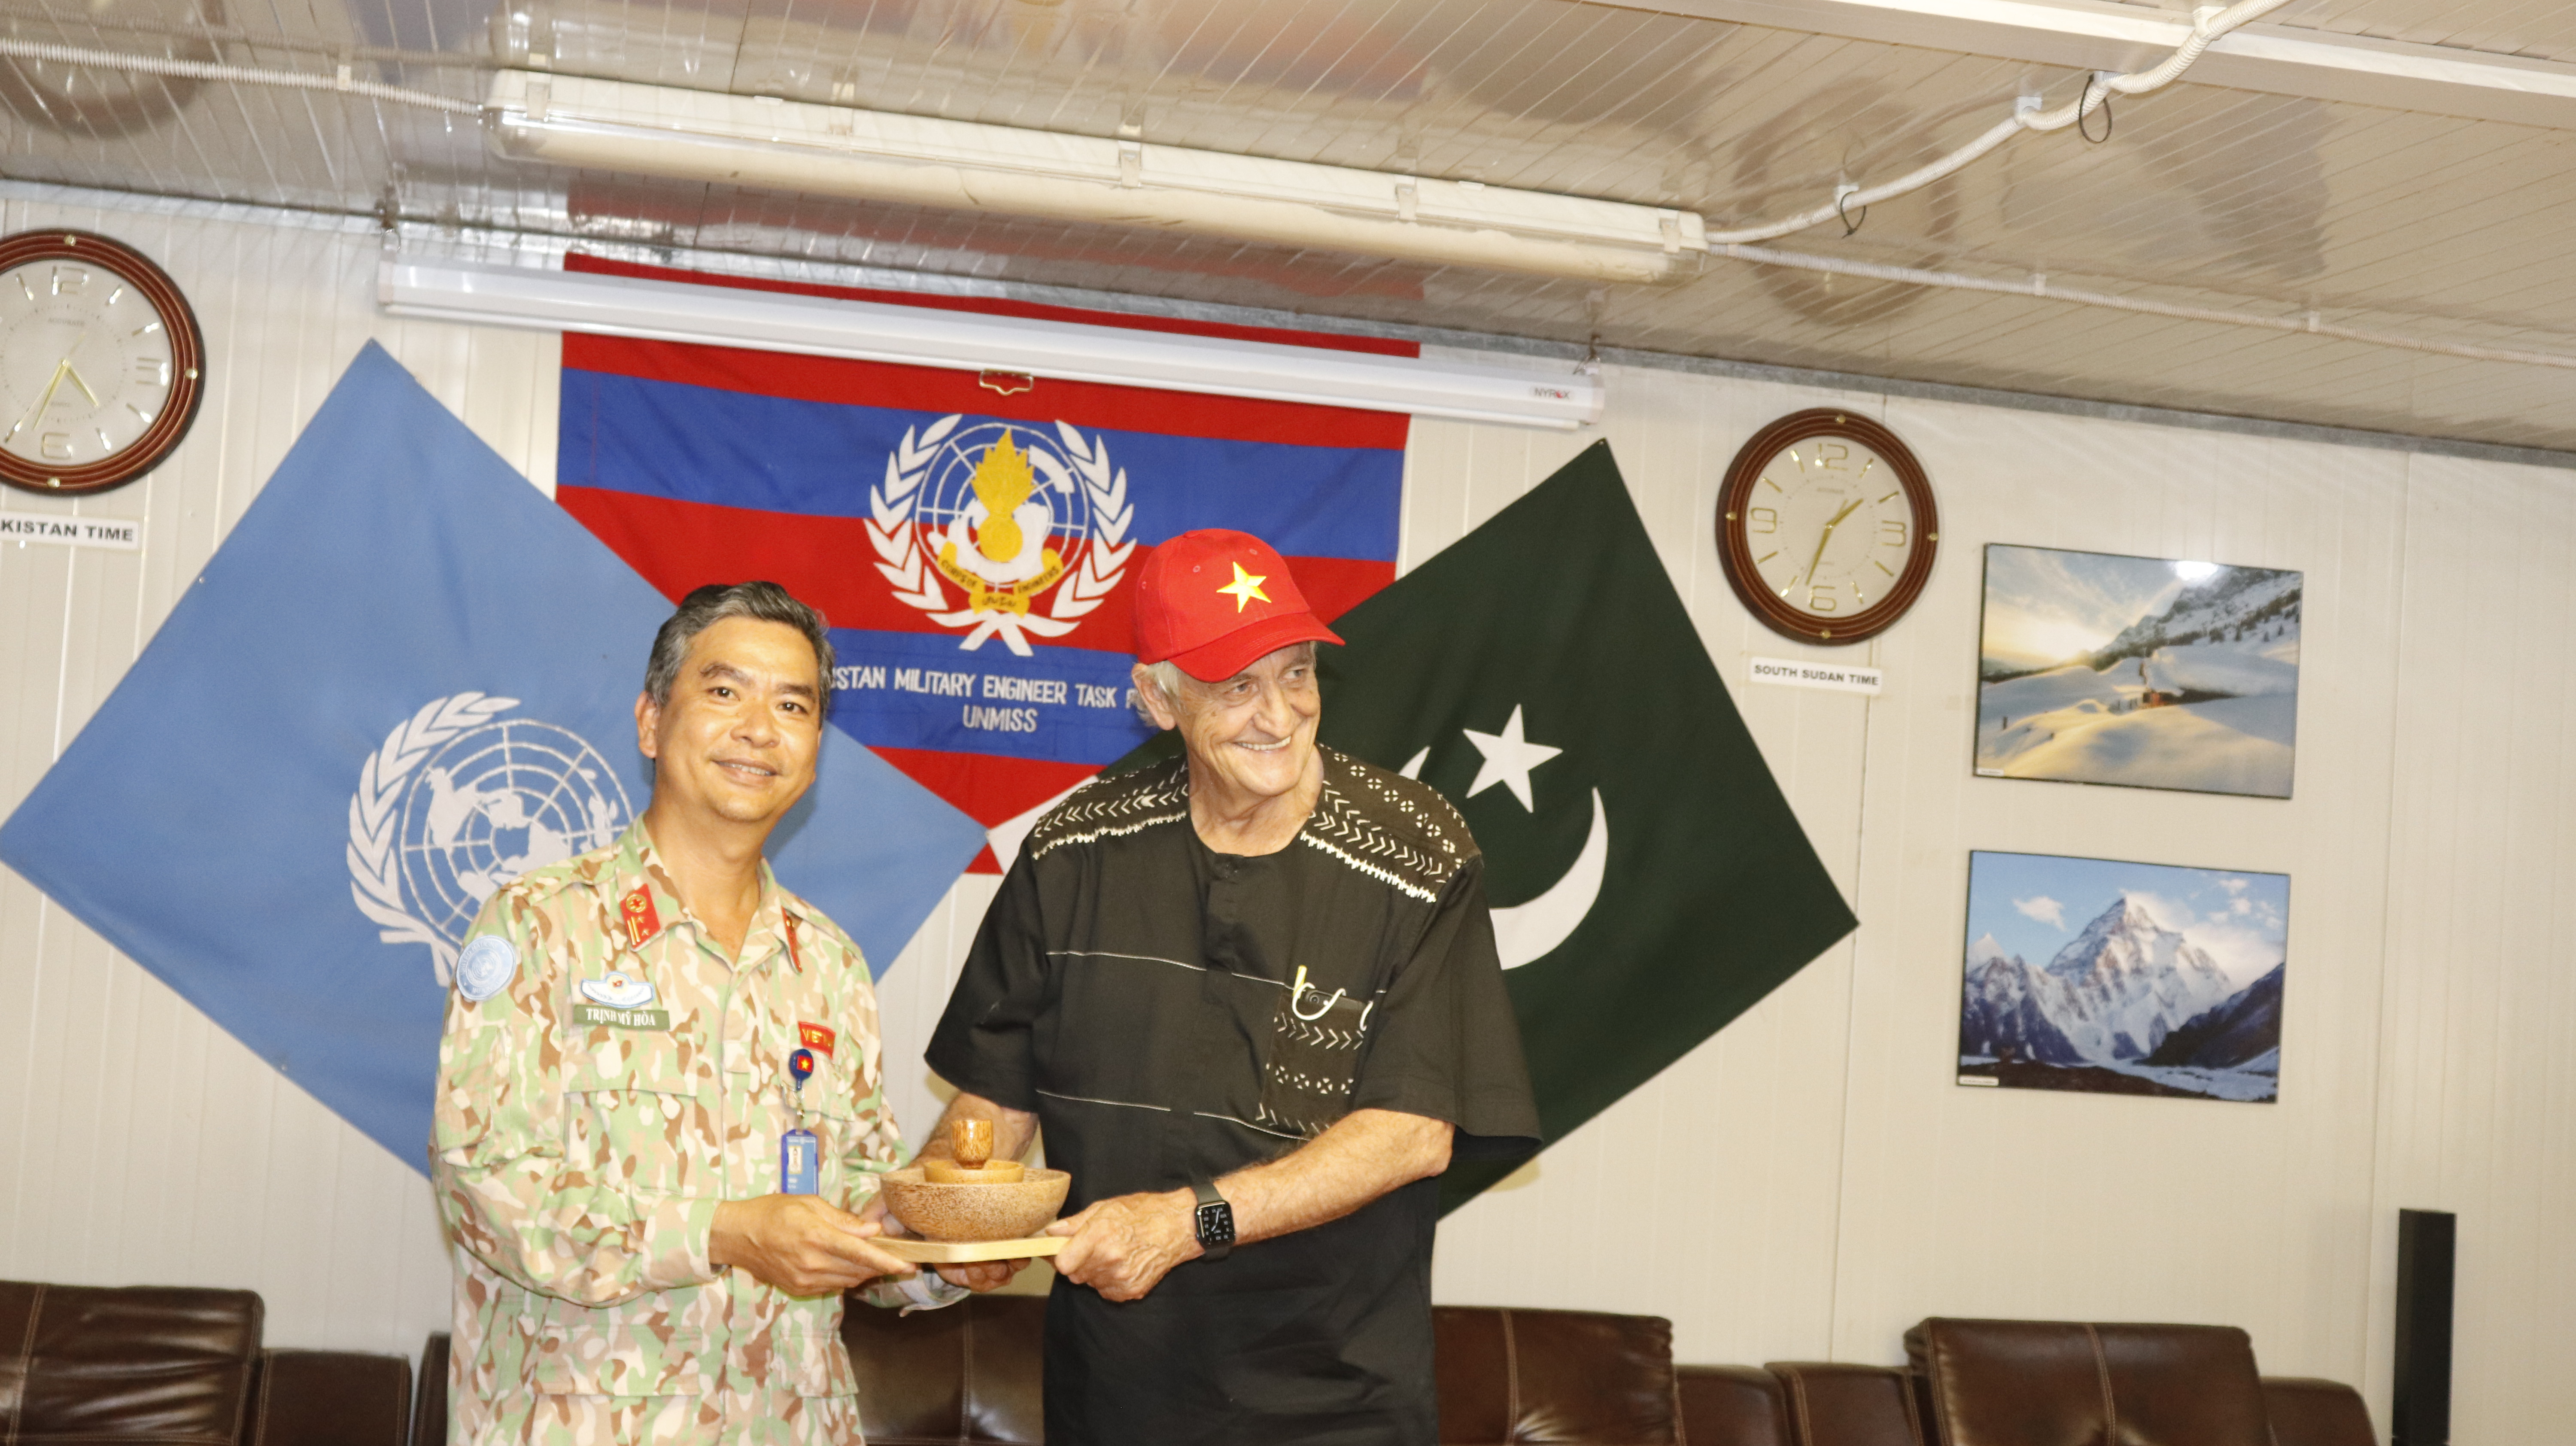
[0,232,204,496]
[1716,410,1938,644]
[1739,434,1917,621]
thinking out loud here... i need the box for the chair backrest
[841,1292,1046,1445]
[0,1279,264,1446]
[246,1349,411,1446]
[1677,1365,1791,1446]
[1433,1305,1680,1444]
[1905,1318,2271,1446]
[2261,1377,2379,1446]
[1768,1362,1925,1446]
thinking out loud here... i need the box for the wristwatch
[1189,1177,1235,1261]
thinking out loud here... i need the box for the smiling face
[634,615,825,834]
[1136,642,1321,814]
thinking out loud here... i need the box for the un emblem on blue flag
[348,692,632,985]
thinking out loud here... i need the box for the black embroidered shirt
[925,745,1539,1446]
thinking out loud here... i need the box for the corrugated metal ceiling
[0,0,2568,450]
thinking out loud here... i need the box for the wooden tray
[877,1234,1065,1264]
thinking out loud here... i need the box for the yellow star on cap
[1218,561,1272,612]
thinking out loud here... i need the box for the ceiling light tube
[483,72,1705,285]
[377,256,1604,430]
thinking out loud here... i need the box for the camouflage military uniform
[433,819,907,1446]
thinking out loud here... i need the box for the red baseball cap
[1133,529,1345,682]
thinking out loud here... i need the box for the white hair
[1133,659,1192,726]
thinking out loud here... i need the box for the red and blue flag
[554,259,1410,869]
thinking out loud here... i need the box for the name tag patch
[573,1002,671,1031]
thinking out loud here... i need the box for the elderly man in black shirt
[920,527,1540,1445]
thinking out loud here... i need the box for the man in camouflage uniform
[434,582,960,1445]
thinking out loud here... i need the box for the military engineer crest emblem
[868,415,1135,655]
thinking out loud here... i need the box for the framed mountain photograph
[1975,544,2300,797]
[1958,851,2289,1103]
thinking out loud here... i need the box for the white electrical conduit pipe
[6,28,2571,375]
[0,35,481,114]
[1718,242,2576,371]
[1705,0,2301,246]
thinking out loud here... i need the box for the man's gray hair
[645,581,836,717]
[1133,659,1192,726]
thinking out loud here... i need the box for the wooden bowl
[879,1166,1070,1242]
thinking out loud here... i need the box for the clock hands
[1788,496,1867,593]
[9,358,76,441]
[62,358,100,407]
[9,332,103,445]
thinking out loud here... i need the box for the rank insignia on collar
[620,885,662,948]
[784,912,804,973]
[797,1021,836,1056]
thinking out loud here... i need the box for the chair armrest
[248,1348,413,1446]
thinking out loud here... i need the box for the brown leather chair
[1906,1318,2273,1446]
[0,1279,410,1446]
[408,1334,449,1446]
[247,1349,411,1446]
[840,1292,1046,1444]
[838,1295,1686,1444]
[1,1279,264,1445]
[1676,1365,1790,1446]
[1434,1305,1681,1444]
[1765,1362,1924,1446]
[2261,1376,2379,1446]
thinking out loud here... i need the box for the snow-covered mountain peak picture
[1976,544,2300,797]
[1959,851,2290,1102]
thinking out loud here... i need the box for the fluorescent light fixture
[378,256,1605,430]
[484,72,1706,285]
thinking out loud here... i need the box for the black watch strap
[1189,1176,1235,1261]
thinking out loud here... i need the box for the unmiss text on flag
[0,342,986,1168]
[551,257,1410,869]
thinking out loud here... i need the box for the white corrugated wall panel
[0,193,2567,1439]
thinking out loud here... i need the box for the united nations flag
[0,343,986,1167]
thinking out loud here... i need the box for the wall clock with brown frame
[1715,409,1938,644]
[0,230,206,497]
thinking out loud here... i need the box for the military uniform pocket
[769,1323,861,1399]
[526,1326,714,1397]
[563,1052,704,1197]
[794,1087,880,1202]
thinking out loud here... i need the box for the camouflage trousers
[462,1387,860,1445]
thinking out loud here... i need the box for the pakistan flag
[1318,442,1858,1208]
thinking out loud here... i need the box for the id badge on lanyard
[781,1047,819,1195]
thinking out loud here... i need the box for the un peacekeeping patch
[455,935,518,1002]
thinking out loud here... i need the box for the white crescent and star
[1399,704,1607,970]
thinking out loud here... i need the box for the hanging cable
[1703,0,2297,246]
[0,36,483,115]
[2077,75,2114,144]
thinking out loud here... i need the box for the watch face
[1738,433,1919,623]
[1196,1200,1235,1246]
[0,232,204,495]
